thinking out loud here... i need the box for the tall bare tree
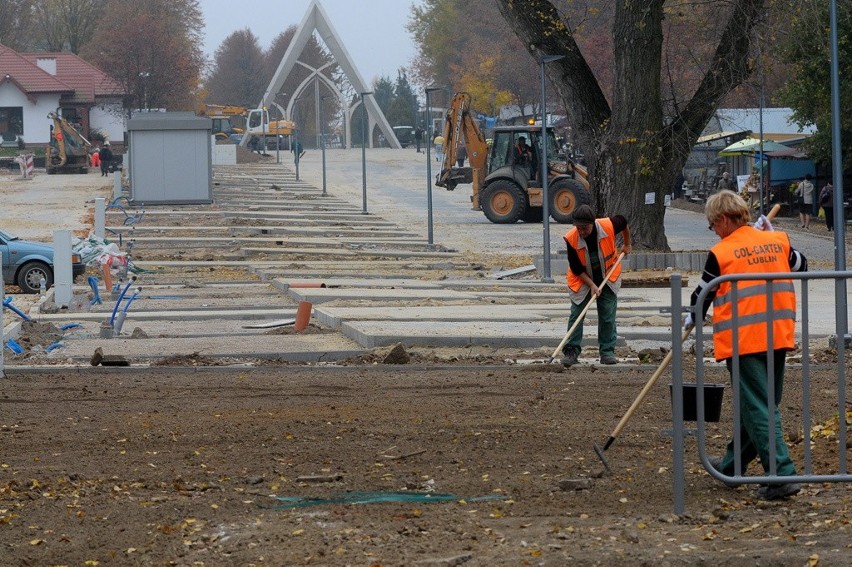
[0,0,36,50]
[496,0,767,250]
[30,0,99,53]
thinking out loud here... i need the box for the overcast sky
[200,0,422,84]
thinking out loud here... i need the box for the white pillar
[52,230,73,308]
[113,170,122,201]
[94,197,105,239]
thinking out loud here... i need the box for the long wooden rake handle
[548,252,626,363]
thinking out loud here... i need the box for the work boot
[600,354,617,365]
[756,482,801,501]
[560,348,580,367]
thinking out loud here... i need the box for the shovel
[547,252,626,364]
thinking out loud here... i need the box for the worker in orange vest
[561,204,631,366]
[687,190,808,501]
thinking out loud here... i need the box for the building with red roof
[0,44,126,145]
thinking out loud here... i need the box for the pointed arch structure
[245,0,400,150]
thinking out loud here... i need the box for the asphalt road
[295,147,849,268]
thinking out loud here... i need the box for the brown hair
[705,190,750,227]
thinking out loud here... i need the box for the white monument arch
[247,0,401,150]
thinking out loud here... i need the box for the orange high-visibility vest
[563,217,621,302]
[710,226,796,360]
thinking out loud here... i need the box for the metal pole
[361,92,373,214]
[320,95,330,196]
[425,88,441,245]
[829,0,848,337]
[540,55,563,283]
[758,39,765,216]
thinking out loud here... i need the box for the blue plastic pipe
[3,296,31,321]
[122,287,142,314]
[87,276,102,305]
[110,277,136,325]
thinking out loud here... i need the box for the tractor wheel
[549,178,591,224]
[481,180,527,224]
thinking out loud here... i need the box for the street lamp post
[425,87,443,245]
[360,92,373,214]
[539,54,564,283]
[320,95,332,197]
[138,72,150,111]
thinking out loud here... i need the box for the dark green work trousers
[563,286,618,356]
[717,350,797,477]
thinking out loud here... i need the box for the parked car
[0,229,85,293]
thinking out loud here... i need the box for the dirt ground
[1,362,850,566]
[3,159,851,565]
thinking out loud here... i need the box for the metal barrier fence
[670,271,851,514]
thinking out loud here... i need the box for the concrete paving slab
[284,287,481,305]
[38,334,364,363]
[338,320,651,349]
[315,304,554,328]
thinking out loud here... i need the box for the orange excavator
[435,92,591,224]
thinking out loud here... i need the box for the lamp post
[539,54,564,283]
[138,72,150,111]
[829,0,848,341]
[320,95,333,197]
[425,87,443,245]
[360,92,373,214]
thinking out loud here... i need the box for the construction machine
[47,112,91,174]
[199,104,248,140]
[436,92,591,224]
[199,104,297,143]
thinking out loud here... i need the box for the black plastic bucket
[669,383,725,422]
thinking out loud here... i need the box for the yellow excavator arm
[435,93,488,199]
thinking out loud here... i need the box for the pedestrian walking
[560,204,631,366]
[414,124,424,153]
[818,181,834,232]
[456,143,467,168]
[794,174,815,229]
[99,142,112,176]
[687,190,807,500]
[433,134,444,162]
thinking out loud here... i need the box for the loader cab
[488,127,559,179]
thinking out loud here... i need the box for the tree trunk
[496,0,766,251]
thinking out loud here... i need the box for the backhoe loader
[47,112,91,174]
[436,92,591,224]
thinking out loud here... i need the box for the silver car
[0,229,85,293]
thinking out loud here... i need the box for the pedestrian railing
[669,271,851,514]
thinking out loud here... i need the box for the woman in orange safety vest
[687,190,807,501]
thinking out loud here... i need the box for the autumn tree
[408,0,539,117]
[777,1,851,168]
[204,29,266,107]
[81,0,204,113]
[496,0,769,250]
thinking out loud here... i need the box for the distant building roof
[20,51,124,103]
[709,108,815,140]
[0,43,73,97]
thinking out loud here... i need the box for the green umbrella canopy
[719,137,790,156]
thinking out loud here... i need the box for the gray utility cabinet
[126,112,213,204]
